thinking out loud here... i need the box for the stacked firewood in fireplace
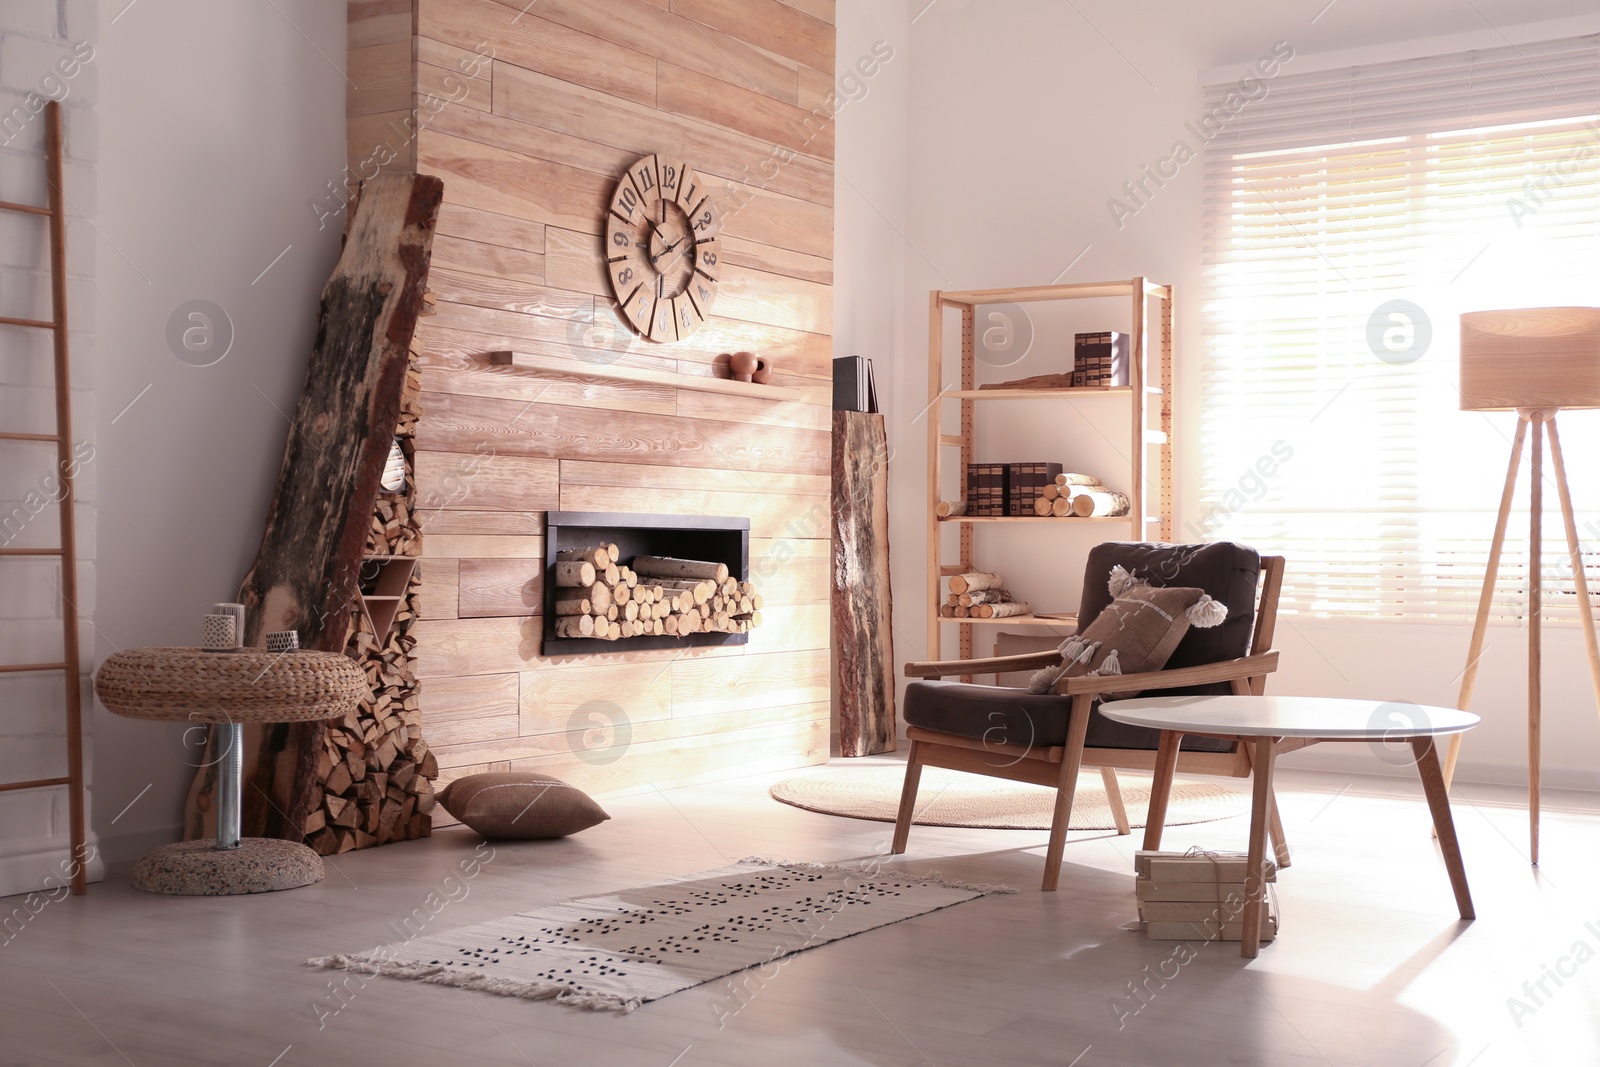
[553,545,763,640]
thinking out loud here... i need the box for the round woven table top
[95,647,365,724]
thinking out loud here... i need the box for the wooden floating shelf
[935,613,1079,627]
[487,350,804,402]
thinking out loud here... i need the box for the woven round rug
[769,765,1250,831]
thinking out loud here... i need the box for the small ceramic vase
[728,351,758,382]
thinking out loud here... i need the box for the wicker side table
[95,647,365,895]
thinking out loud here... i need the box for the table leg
[1240,737,1292,868]
[1142,730,1183,852]
[1410,736,1475,920]
[1101,766,1131,836]
[1241,736,1275,959]
[1267,791,1292,870]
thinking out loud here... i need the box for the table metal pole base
[215,721,243,851]
[128,719,324,895]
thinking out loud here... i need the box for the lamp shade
[1460,307,1600,411]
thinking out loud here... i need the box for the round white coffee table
[1101,694,1480,958]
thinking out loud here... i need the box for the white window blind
[1198,34,1600,620]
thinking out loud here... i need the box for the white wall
[91,0,346,860]
[834,0,911,364]
[835,0,1600,791]
[0,0,103,897]
[832,0,912,747]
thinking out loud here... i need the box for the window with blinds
[1197,34,1600,621]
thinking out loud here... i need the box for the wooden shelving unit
[927,278,1174,662]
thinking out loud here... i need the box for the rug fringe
[734,856,1018,895]
[307,953,643,1012]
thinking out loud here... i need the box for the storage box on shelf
[926,280,1174,664]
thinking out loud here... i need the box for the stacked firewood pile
[938,570,1032,619]
[306,350,436,855]
[1032,473,1130,517]
[553,545,763,639]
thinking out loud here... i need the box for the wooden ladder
[0,101,87,894]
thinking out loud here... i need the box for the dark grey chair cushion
[904,542,1262,753]
[903,680,1234,753]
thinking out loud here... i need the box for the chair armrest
[1058,651,1280,697]
[904,650,1062,679]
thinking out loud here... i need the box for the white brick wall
[0,0,102,897]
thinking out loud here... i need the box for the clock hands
[618,179,702,305]
[651,237,685,265]
[645,207,695,284]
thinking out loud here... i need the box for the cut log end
[554,560,597,587]
[948,571,1004,595]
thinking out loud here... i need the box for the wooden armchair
[893,546,1287,891]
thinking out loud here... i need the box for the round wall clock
[604,154,721,343]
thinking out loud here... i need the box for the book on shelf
[963,462,1008,516]
[963,462,1072,516]
[1006,461,1063,515]
[1072,331,1129,388]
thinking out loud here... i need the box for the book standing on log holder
[833,355,879,412]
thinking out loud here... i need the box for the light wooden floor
[4,758,1598,1067]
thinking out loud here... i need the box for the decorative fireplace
[542,511,751,655]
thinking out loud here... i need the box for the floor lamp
[1445,307,1600,864]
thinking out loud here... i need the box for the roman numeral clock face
[605,154,721,343]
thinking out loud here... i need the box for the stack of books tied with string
[1134,849,1279,942]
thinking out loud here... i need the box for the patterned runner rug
[309,857,1011,1013]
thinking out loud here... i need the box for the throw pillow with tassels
[1028,565,1228,694]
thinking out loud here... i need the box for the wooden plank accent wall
[347,0,836,814]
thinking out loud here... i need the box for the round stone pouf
[132,838,324,895]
